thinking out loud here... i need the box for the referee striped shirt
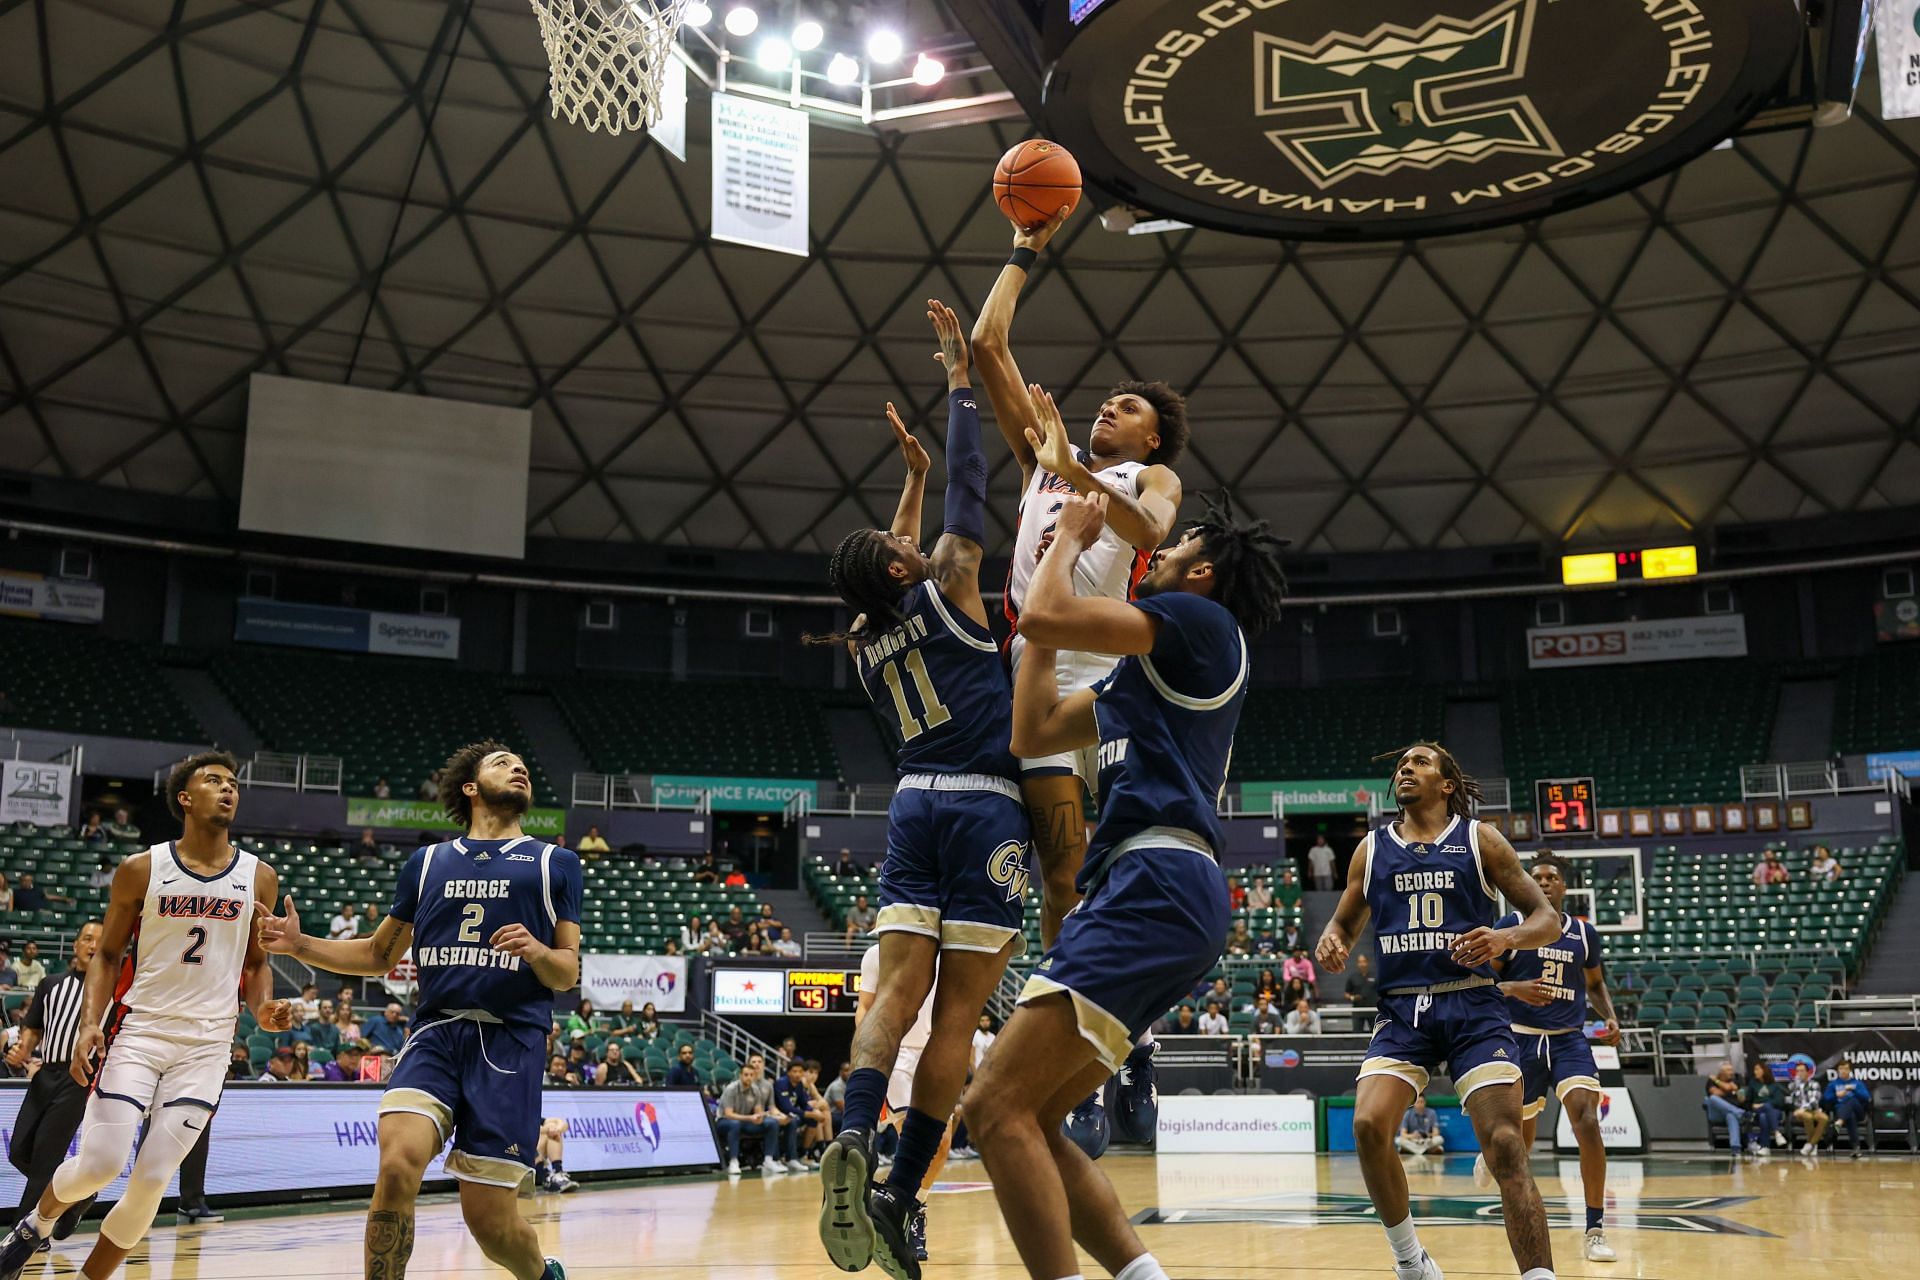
[23,966,91,1065]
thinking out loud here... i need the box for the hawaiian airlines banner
[581,953,690,1012]
[1526,615,1747,669]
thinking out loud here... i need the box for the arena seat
[0,622,203,743]
[555,676,839,780]
[1833,645,1920,755]
[1229,684,1447,780]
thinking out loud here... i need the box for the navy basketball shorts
[1360,985,1524,1102]
[1019,843,1228,1073]
[876,775,1031,955]
[1513,1027,1602,1119]
[380,1016,544,1186]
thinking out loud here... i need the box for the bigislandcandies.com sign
[1157,1093,1316,1153]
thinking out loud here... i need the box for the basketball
[994,140,1081,231]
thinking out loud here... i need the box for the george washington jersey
[1497,911,1600,1032]
[1005,452,1150,694]
[1363,815,1500,992]
[1080,591,1246,892]
[390,836,581,1033]
[118,841,260,1031]
[854,580,1018,780]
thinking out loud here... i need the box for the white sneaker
[1584,1228,1616,1262]
[1745,1142,1764,1158]
[726,1158,742,1175]
[763,1156,787,1174]
[1772,1131,1788,1148]
[549,1172,579,1193]
[787,1158,809,1173]
[1394,1249,1444,1280]
[1798,1142,1813,1156]
[1471,1153,1493,1189]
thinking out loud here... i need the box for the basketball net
[529,0,688,135]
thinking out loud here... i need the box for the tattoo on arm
[365,1209,414,1280]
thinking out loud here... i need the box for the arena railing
[802,932,874,963]
[1816,995,1920,1028]
[697,1008,783,1071]
[1741,758,1903,801]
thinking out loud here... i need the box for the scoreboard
[784,970,864,1015]
[709,967,865,1016]
[1535,777,1598,837]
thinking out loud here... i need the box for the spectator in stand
[78,812,107,844]
[1247,876,1274,911]
[1704,1061,1748,1153]
[759,903,784,932]
[106,808,140,841]
[330,903,360,940]
[372,777,392,800]
[775,1037,800,1072]
[13,942,45,991]
[1396,1095,1444,1155]
[598,1041,645,1087]
[743,923,769,956]
[335,996,362,1041]
[1225,919,1254,956]
[1279,920,1305,954]
[1227,876,1247,911]
[319,1041,367,1082]
[259,1047,297,1082]
[722,905,750,950]
[1809,846,1843,883]
[771,1061,813,1171]
[1279,977,1309,1010]
[716,1054,786,1175]
[1284,997,1323,1035]
[843,894,876,939]
[1250,994,1281,1036]
[662,938,682,957]
[1156,1005,1199,1036]
[565,999,602,1036]
[548,1054,580,1087]
[227,1046,252,1081]
[972,1013,997,1071]
[723,867,748,888]
[1786,1061,1829,1155]
[833,848,860,878]
[665,1043,700,1088]
[87,854,115,890]
[289,1041,313,1080]
[704,918,730,955]
[1341,954,1378,1006]
[799,1060,834,1157]
[16,872,70,913]
[693,852,721,885]
[1753,850,1788,887]
[1824,1059,1870,1157]
[305,1004,342,1054]
[0,874,13,913]
[680,913,709,954]
[1276,867,1303,911]
[636,1002,662,1041]
[1201,976,1232,1008]
[1283,946,1318,995]
[365,1002,409,1054]
[1306,834,1337,890]
[826,1062,851,1123]
[292,982,321,1026]
[0,945,20,988]
[1745,1060,1787,1152]
[566,1041,596,1085]
[353,828,383,862]
[417,774,438,801]
[577,826,612,858]
[607,1002,636,1037]
[770,927,802,958]
[1198,1000,1229,1035]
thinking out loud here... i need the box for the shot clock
[1536,777,1598,836]
[784,970,864,1015]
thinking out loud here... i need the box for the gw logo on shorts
[988,841,1031,903]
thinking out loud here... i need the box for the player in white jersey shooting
[0,751,291,1280]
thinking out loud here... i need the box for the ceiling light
[827,52,860,85]
[724,6,757,36]
[756,35,793,69]
[791,19,823,50]
[866,29,902,62]
[911,52,943,85]
[684,0,713,25]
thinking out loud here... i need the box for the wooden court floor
[40,1150,1918,1279]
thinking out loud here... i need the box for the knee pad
[51,1116,139,1201]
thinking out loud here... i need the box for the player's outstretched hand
[1503,977,1555,1008]
[1021,383,1075,478]
[256,999,295,1032]
[1055,492,1107,548]
[1450,925,1505,969]
[68,1024,103,1088]
[491,923,549,963]
[885,402,930,477]
[1315,930,1349,974]
[256,895,303,955]
[1013,204,1072,253]
[927,299,969,382]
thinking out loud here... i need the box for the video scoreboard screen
[784,970,864,1015]
[709,968,865,1015]
[1535,777,1598,836]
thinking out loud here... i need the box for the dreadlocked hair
[1371,740,1484,821]
[801,527,908,647]
[1531,849,1570,878]
[1186,491,1289,637]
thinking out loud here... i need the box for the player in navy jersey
[260,743,579,1280]
[1316,743,1563,1280]
[1482,852,1621,1264]
[962,428,1286,1280]
[810,301,1032,1280]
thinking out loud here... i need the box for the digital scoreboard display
[785,970,864,1015]
[1536,777,1598,836]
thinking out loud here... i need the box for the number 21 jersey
[1496,910,1598,1031]
[853,580,1017,780]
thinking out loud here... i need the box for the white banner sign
[654,51,688,161]
[710,93,809,256]
[0,760,72,826]
[0,571,103,624]
[581,953,690,1012]
[1526,615,1747,669]
[1156,1093,1317,1153]
[1878,0,1920,120]
[1554,1085,1645,1152]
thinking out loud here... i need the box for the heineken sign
[1241,778,1385,815]
[1042,0,1801,239]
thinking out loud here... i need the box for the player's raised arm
[1316,837,1373,975]
[925,299,991,625]
[244,863,294,1032]
[67,851,147,1086]
[259,895,414,978]
[1455,824,1560,965]
[884,401,929,544]
[969,209,1070,481]
[1026,384,1180,552]
[1014,491,1161,656]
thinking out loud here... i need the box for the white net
[529,0,688,135]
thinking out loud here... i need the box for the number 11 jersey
[854,580,1017,781]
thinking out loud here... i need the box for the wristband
[1008,247,1038,271]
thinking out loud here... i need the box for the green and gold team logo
[1254,0,1558,188]
[988,840,1032,902]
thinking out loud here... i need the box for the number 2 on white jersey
[880,650,951,742]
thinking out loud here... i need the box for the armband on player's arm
[942,388,988,546]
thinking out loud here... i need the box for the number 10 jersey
[853,579,1018,781]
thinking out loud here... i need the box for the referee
[5,921,103,1240]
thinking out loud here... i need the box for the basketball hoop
[529,0,689,135]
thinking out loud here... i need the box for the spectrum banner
[1240,778,1386,815]
[345,796,564,838]
[581,953,690,1012]
[1526,615,1747,669]
[651,775,819,811]
[0,570,103,623]
[235,598,460,660]
[0,1083,717,1205]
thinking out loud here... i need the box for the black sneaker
[53,1195,95,1241]
[908,1201,928,1262]
[868,1183,922,1280]
[817,1128,876,1272]
[177,1202,224,1225]
[0,1219,46,1280]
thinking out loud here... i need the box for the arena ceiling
[1,0,1918,560]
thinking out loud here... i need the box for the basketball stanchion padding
[529,0,690,135]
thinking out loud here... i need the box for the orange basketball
[994,140,1081,231]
